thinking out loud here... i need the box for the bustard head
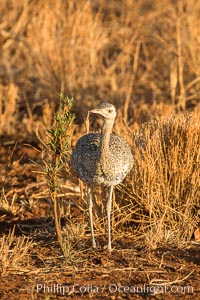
[90,103,116,121]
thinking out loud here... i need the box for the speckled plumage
[71,132,133,186]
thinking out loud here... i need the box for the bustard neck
[100,119,114,155]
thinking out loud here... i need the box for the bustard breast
[71,133,133,186]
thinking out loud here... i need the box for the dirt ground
[0,142,199,300]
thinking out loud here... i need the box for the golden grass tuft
[117,111,200,248]
[0,227,33,275]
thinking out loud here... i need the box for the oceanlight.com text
[33,283,194,295]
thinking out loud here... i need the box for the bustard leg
[86,185,96,248]
[106,185,114,252]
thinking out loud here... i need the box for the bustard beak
[89,107,116,121]
[89,108,102,115]
[89,109,106,118]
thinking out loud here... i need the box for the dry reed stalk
[124,41,141,123]
[176,1,186,110]
[0,83,18,135]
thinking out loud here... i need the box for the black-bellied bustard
[71,103,133,252]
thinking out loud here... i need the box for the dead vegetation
[0,227,34,275]
[1,0,200,137]
[0,1,199,299]
[119,112,200,248]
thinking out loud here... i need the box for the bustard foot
[108,245,112,254]
[92,239,97,249]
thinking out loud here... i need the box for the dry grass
[0,191,18,217]
[0,0,200,137]
[117,111,200,248]
[0,227,33,275]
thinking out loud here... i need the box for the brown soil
[0,142,199,300]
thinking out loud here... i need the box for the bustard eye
[108,109,112,113]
